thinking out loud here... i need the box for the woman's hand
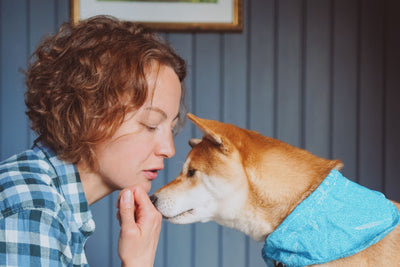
[117,186,162,267]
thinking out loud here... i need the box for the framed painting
[70,0,243,32]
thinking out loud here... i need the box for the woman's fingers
[133,187,162,231]
[117,186,162,267]
[118,189,138,230]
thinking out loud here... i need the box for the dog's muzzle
[150,195,158,207]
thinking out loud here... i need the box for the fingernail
[122,190,133,204]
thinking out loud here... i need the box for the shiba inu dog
[151,113,400,266]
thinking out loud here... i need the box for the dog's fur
[151,114,400,266]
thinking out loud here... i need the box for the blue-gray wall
[1,0,400,267]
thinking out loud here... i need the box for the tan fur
[152,114,400,266]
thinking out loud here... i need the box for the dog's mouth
[162,209,194,220]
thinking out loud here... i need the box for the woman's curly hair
[25,15,187,169]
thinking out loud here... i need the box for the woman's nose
[156,131,176,158]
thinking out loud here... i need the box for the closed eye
[187,169,196,178]
[140,122,158,132]
[146,125,158,131]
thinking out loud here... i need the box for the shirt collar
[34,143,95,235]
[262,169,400,267]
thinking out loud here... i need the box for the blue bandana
[262,169,400,267]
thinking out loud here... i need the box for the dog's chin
[162,209,210,224]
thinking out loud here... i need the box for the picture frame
[70,0,243,32]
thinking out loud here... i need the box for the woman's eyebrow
[144,107,179,121]
[145,107,167,119]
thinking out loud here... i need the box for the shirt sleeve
[0,208,73,267]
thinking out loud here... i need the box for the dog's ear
[189,138,201,148]
[187,113,224,147]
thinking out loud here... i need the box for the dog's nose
[150,195,158,207]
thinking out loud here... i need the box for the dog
[151,113,400,266]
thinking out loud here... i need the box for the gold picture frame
[70,0,243,32]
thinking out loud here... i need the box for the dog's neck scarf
[262,169,400,267]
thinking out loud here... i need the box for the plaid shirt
[0,144,95,266]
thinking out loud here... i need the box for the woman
[0,15,186,266]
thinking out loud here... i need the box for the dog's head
[151,114,343,241]
[151,113,249,226]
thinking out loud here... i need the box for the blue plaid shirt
[0,144,95,266]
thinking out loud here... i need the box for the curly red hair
[25,15,187,169]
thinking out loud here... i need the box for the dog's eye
[187,169,196,178]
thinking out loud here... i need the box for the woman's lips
[143,169,160,180]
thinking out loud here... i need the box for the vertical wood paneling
[164,33,195,267]
[384,0,400,201]
[110,191,121,267]
[221,0,249,264]
[248,0,275,139]
[193,33,222,267]
[358,0,385,191]
[28,0,56,66]
[1,0,400,266]
[0,0,29,160]
[27,0,56,145]
[85,197,113,266]
[0,0,3,156]
[248,0,276,266]
[56,0,71,28]
[332,0,359,180]
[276,0,303,147]
[163,155,194,267]
[304,0,332,158]
[223,32,248,127]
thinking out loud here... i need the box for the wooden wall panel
[331,0,359,180]
[86,197,113,266]
[384,0,400,201]
[0,0,29,160]
[248,0,275,140]
[303,0,332,158]
[358,0,385,191]
[248,0,277,265]
[27,0,56,145]
[221,0,250,265]
[110,191,121,267]
[193,33,222,267]
[221,29,248,267]
[1,0,399,266]
[275,0,304,148]
[164,33,195,267]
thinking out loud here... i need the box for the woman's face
[94,65,182,193]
